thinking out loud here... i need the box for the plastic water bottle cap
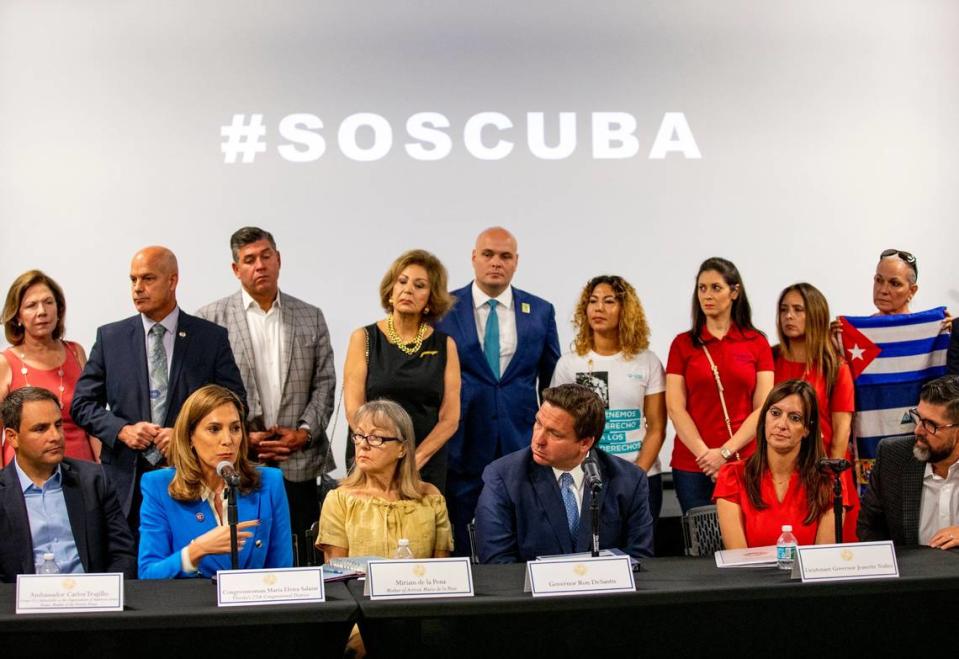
[43,552,55,561]
[781,525,793,533]
[398,538,410,546]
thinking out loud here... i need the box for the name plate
[16,573,124,614]
[216,567,325,607]
[365,557,474,600]
[525,555,635,597]
[796,541,899,583]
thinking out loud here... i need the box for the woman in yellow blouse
[318,399,453,561]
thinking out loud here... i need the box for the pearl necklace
[385,314,428,356]
[15,341,66,404]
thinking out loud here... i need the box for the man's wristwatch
[720,447,734,461]
[301,428,313,449]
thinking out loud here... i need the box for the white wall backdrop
[2,1,957,473]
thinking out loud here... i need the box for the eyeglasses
[351,433,401,447]
[907,409,959,436]
[880,248,918,278]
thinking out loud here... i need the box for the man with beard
[858,375,959,548]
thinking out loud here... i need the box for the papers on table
[714,546,778,568]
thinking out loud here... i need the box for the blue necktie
[559,472,579,540]
[484,299,501,379]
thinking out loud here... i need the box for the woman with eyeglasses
[715,380,847,548]
[665,257,774,513]
[550,275,667,522]
[317,399,453,562]
[775,283,859,540]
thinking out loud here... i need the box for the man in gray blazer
[196,227,335,562]
[858,375,959,549]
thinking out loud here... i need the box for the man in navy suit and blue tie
[72,246,246,533]
[474,383,654,562]
[435,227,561,555]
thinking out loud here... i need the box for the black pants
[284,478,320,566]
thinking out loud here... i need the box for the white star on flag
[848,344,866,360]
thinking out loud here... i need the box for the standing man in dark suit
[1,387,135,582]
[435,226,561,555]
[474,384,653,562]
[71,246,246,533]
[858,375,959,548]
[196,227,335,562]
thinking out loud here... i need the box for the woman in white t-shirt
[551,275,668,521]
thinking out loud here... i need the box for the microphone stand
[226,484,239,570]
[589,483,601,558]
[832,473,843,545]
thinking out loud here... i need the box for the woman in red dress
[714,380,844,548]
[774,282,859,540]
[1,270,97,464]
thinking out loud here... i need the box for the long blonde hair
[168,385,260,501]
[341,399,425,500]
[573,275,650,358]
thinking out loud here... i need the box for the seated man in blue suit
[435,226,560,556]
[1,388,136,582]
[72,246,246,534]
[475,383,654,563]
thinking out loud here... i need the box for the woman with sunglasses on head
[775,283,859,540]
[665,257,774,513]
[551,275,667,522]
[714,380,847,548]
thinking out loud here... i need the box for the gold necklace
[15,341,66,405]
[385,314,428,355]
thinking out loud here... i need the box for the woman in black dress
[343,249,461,492]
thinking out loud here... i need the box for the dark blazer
[137,466,292,579]
[857,436,925,545]
[948,322,959,375]
[474,448,654,563]
[0,459,136,582]
[434,284,560,477]
[71,311,246,515]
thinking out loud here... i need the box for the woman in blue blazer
[138,385,292,578]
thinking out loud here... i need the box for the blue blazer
[474,448,654,563]
[434,284,560,476]
[138,466,293,579]
[71,311,246,515]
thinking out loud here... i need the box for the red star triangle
[838,317,882,379]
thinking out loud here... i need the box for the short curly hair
[572,275,650,358]
[378,249,454,323]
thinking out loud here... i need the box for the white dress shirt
[552,464,585,512]
[918,460,959,545]
[472,281,517,377]
[242,288,284,428]
[141,307,179,374]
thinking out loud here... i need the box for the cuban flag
[839,306,949,490]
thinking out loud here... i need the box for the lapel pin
[521,302,531,314]
[255,539,262,548]
[178,331,187,338]
[195,512,205,522]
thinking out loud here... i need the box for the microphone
[818,458,852,474]
[216,461,241,487]
[583,450,603,492]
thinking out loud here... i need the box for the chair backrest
[304,521,321,566]
[467,518,479,564]
[291,532,301,567]
[682,504,723,557]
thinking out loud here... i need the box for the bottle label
[776,545,796,561]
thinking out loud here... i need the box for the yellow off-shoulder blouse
[317,489,454,558]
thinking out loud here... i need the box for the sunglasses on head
[880,248,918,278]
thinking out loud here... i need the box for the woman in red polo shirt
[774,282,859,541]
[666,257,774,512]
[714,379,842,548]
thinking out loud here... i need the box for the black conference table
[348,548,959,657]
[0,577,357,658]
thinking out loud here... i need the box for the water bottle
[392,538,414,560]
[37,553,60,575]
[776,525,798,571]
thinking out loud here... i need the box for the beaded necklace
[14,340,67,404]
[385,314,428,355]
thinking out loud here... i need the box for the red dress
[714,460,846,547]
[2,341,94,463]
[773,355,859,541]
[667,324,774,472]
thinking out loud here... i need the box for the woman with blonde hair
[343,249,460,492]
[551,275,667,521]
[138,385,292,578]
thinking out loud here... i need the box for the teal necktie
[484,299,501,379]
